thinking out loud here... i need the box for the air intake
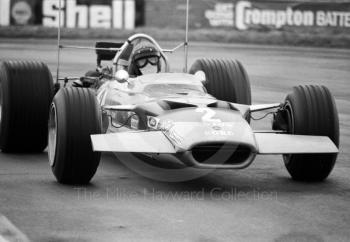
[191,143,252,165]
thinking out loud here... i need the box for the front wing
[91,131,338,154]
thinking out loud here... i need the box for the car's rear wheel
[49,87,102,184]
[0,60,53,152]
[189,58,251,105]
[283,85,339,181]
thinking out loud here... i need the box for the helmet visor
[136,58,148,68]
[136,56,160,68]
[148,56,159,65]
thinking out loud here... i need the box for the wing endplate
[255,133,338,154]
[91,131,176,153]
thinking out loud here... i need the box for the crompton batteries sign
[43,0,135,29]
[205,1,350,30]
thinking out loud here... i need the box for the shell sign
[43,0,135,29]
[0,0,136,29]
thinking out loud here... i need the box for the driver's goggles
[135,56,160,68]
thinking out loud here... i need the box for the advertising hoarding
[0,0,349,31]
[145,0,350,30]
[205,1,350,30]
[1,0,136,29]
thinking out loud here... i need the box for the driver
[129,44,161,76]
[74,43,162,88]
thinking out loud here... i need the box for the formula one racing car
[0,34,339,184]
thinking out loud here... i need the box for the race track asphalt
[0,38,350,242]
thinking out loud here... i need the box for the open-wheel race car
[0,33,339,184]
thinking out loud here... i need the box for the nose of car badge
[147,116,159,129]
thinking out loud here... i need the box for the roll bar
[55,0,191,84]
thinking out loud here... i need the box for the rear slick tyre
[189,58,251,105]
[283,85,339,181]
[48,87,102,184]
[0,61,53,152]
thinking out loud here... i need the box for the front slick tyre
[283,85,339,181]
[49,87,101,184]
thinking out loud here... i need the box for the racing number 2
[196,108,221,123]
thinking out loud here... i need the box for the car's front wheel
[49,87,102,184]
[283,85,339,181]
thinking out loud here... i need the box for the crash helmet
[129,44,161,75]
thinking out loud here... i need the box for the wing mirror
[115,69,129,83]
[194,70,206,84]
